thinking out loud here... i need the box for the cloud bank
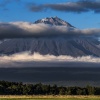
[0,22,100,39]
[0,52,100,68]
[28,0,100,13]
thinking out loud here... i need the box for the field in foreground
[0,96,100,100]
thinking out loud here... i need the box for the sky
[0,0,100,29]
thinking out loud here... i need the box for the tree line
[0,80,100,95]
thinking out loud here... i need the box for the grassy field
[0,96,100,100]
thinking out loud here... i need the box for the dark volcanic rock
[0,38,100,57]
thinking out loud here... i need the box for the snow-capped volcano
[0,17,100,57]
[34,16,74,27]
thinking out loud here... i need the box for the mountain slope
[0,38,100,57]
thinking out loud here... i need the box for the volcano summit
[34,16,74,27]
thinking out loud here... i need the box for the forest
[0,81,100,95]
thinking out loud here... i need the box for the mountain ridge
[34,16,74,27]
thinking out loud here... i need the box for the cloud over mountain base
[0,52,100,68]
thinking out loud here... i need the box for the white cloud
[0,22,100,39]
[0,52,100,68]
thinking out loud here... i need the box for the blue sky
[0,0,100,29]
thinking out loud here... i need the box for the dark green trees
[0,80,100,95]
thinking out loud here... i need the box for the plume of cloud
[0,22,100,39]
[27,0,100,13]
[27,3,44,12]
[0,52,100,68]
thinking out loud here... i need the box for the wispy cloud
[27,0,100,13]
[27,3,44,12]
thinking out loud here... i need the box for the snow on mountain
[34,16,74,27]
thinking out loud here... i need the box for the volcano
[0,17,100,57]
